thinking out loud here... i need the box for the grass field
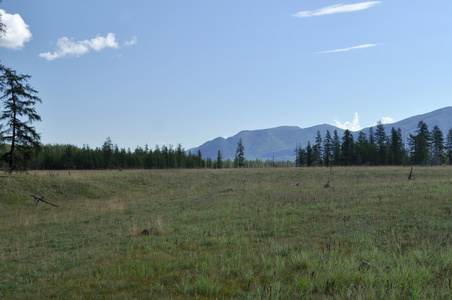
[1,167,451,299]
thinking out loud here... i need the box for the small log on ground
[30,195,59,207]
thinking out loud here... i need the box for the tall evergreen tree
[306,141,313,167]
[367,127,377,165]
[341,129,355,166]
[446,128,452,165]
[409,121,430,165]
[430,125,444,165]
[355,131,368,165]
[235,138,245,168]
[322,130,332,166]
[101,137,114,168]
[216,150,223,169]
[375,121,388,165]
[332,130,341,166]
[389,127,404,165]
[0,68,42,173]
[313,130,323,166]
[175,144,185,168]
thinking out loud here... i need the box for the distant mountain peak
[189,107,452,161]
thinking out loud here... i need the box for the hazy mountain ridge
[189,107,452,161]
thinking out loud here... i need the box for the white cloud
[294,1,381,18]
[317,43,379,54]
[124,36,138,46]
[0,9,32,50]
[334,112,361,131]
[39,33,119,61]
[381,117,394,124]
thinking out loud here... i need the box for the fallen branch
[30,195,59,207]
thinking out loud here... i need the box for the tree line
[11,138,291,170]
[295,121,452,167]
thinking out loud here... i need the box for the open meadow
[1,167,451,299]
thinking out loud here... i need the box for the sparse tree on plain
[216,150,222,169]
[235,138,245,168]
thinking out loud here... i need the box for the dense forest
[1,119,451,171]
[295,121,452,167]
[0,137,292,171]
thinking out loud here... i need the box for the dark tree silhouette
[0,68,42,173]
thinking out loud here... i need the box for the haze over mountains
[189,107,452,161]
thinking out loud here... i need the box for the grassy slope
[0,168,451,299]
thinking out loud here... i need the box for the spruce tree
[430,125,444,165]
[375,121,388,165]
[313,130,323,166]
[235,138,245,168]
[322,130,332,166]
[216,150,223,169]
[332,130,341,166]
[409,121,430,165]
[306,141,313,167]
[355,131,368,165]
[389,127,404,165]
[341,129,355,166]
[0,68,42,173]
[446,128,452,165]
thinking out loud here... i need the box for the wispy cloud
[294,1,381,18]
[334,113,361,131]
[0,9,32,50]
[124,36,138,46]
[39,33,119,61]
[317,43,380,54]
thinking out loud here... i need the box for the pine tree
[341,129,355,166]
[375,121,388,165]
[409,121,430,165]
[446,128,452,165]
[430,125,444,165]
[306,141,313,167]
[389,127,404,165]
[322,130,332,166]
[355,131,368,165]
[216,150,223,169]
[0,68,42,173]
[332,130,341,166]
[313,130,323,166]
[235,138,245,168]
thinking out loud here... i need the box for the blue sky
[1,1,451,150]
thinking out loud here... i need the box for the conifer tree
[332,130,341,166]
[322,130,332,166]
[305,141,314,167]
[375,121,388,165]
[430,125,444,165]
[389,127,404,165]
[235,138,245,168]
[355,131,368,165]
[446,128,452,165]
[0,68,42,173]
[341,129,355,166]
[409,121,430,165]
[216,150,222,169]
[313,130,323,166]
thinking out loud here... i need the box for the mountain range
[188,106,452,161]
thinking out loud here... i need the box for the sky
[1,1,452,150]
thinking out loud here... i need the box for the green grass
[1,167,451,298]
